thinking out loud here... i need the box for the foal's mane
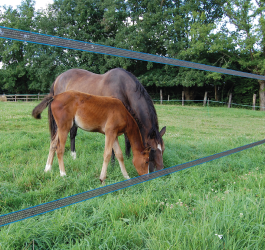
[119,68,162,144]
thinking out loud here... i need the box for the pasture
[0,101,265,249]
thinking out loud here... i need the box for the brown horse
[48,68,166,172]
[32,90,151,183]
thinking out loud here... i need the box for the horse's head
[133,146,151,176]
[147,126,166,172]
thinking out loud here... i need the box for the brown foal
[32,90,151,183]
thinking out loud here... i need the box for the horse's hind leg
[113,138,130,180]
[56,129,69,176]
[70,124,78,160]
[124,134,131,158]
[111,149,115,167]
[45,132,59,172]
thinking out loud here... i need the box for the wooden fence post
[253,94,256,110]
[26,95,28,102]
[182,91,184,106]
[160,89,162,104]
[15,94,17,102]
[203,91,207,106]
[228,93,232,108]
[38,93,40,101]
[168,95,170,101]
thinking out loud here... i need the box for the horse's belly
[74,115,105,134]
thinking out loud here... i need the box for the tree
[109,0,227,99]
[212,0,265,109]
[0,0,36,93]
[1,0,260,103]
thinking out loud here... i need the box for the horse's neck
[128,99,157,144]
[125,115,145,154]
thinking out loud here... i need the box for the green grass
[0,102,265,249]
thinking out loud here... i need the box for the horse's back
[53,68,137,101]
[53,69,102,95]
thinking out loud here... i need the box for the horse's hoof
[60,171,67,177]
[100,178,106,185]
[124,175,130,180]
[70,151,76,160]
[44,165,52,172]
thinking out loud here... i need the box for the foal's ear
[142,146,151,155]
[160,126,166,137]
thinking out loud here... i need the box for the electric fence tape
[1,26,265,81]
[1,139,265,227]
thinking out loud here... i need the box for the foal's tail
[32,82,57,139]
[32,93,54,119]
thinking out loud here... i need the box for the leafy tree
[0,0,261,105]
[41,0,129,74]
[0,0,36,93]
[211,0,265,109]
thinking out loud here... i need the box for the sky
[0,0,54,11]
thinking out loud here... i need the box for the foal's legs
[45,132,59,172]
[99,133,117,184]
[70,124,78,160]
[113,138,130,180]
[56,129,69,176]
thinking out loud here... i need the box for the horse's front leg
[45,132,59,172]
[70,124,78,160]
[100,132,116,184]
[113,138,130,180]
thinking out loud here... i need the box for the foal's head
[133,146,151,175]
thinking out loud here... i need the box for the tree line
[0,0,264,108]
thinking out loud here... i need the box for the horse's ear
[145,146,151,153]
[160,126,166,137]
[142,146,151,155]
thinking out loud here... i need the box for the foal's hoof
[100,179,106,185]
[60,171,67,177]
[124,175,130,180]
[44,165,52,172]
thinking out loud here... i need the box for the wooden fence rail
[4,94,48,102]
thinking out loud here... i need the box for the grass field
[0,101,265,249]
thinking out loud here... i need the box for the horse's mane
[119,68,162,144]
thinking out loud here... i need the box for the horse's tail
[47,82,57,139]
[33,82,57,139]
[32,93,54,119]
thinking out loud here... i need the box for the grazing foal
[32,90,151,183]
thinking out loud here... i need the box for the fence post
[182,91,184,106]
[203,91,207,106]
[26,95,28,102]
[160,89,162,104]
[228,93,232,108]
[38,93,40,101]
[15,94,17,102]
[168,95,170,101]
[207,98,210,106]
[253,94,256,110]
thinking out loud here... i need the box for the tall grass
[0,102,265,249]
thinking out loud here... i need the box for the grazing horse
[48,68,166,172]
[32,90,151,183]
